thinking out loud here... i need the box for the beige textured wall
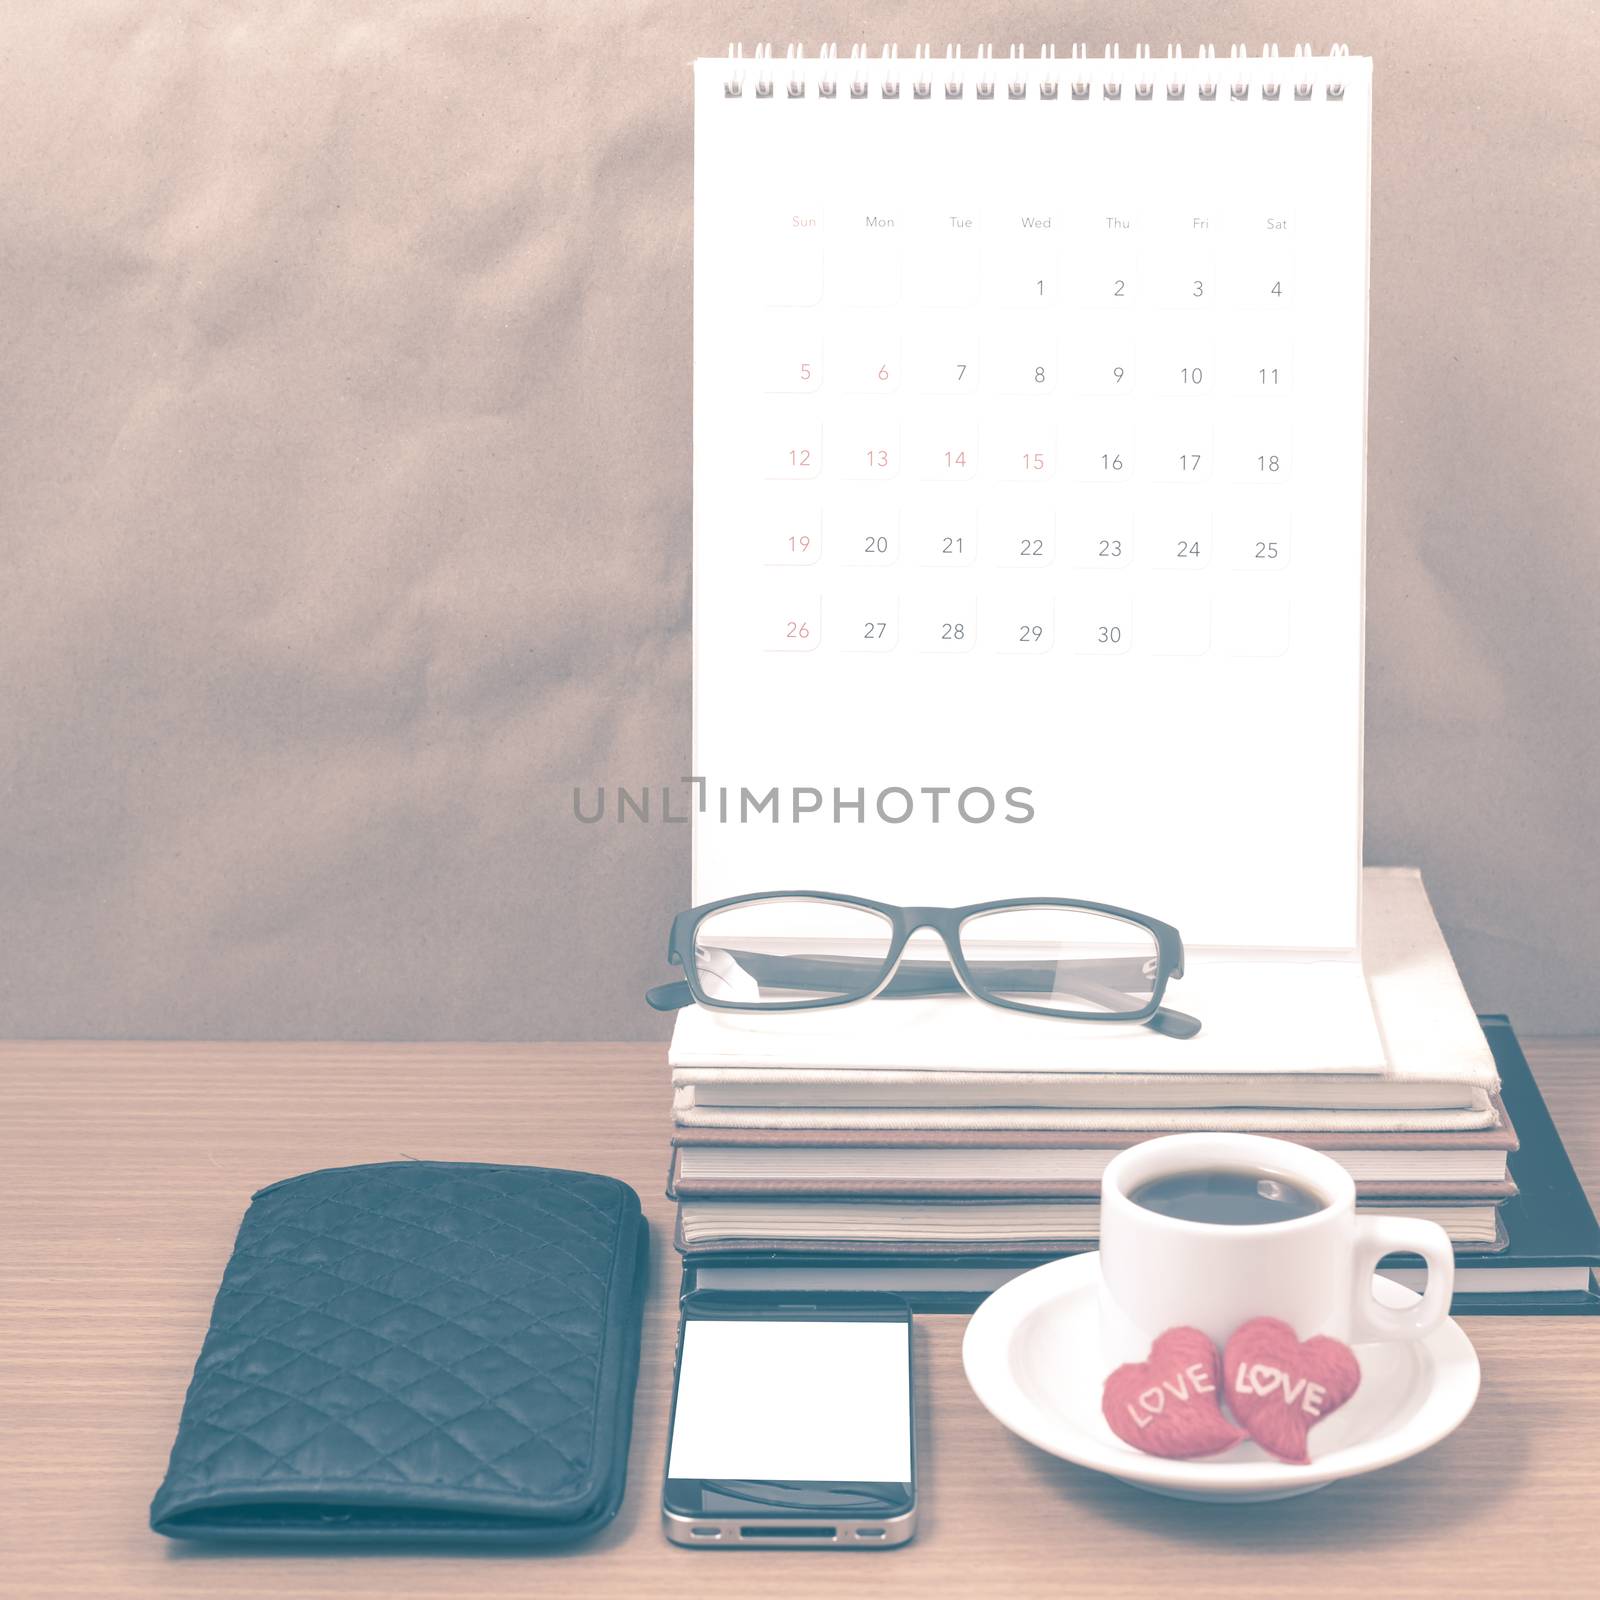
[1,2,1597,1040]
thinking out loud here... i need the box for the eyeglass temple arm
[1143,1006,1202,1039]
[647,980,695,1011]
[646,953,1202,1037]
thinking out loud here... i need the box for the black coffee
[1129,1167,1327,1225]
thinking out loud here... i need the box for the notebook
[674,1197,1506,1252]
[669,869,1499,1126]
[692,44,1373,955]
[685,1245,1586,1312]
[668,1101,1518,1193]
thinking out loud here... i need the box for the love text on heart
[1126,1362,1216,1429]
[1231,1361,1329,1417]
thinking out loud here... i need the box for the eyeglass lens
[690,896,1159,1015]
[692,897,896,1003]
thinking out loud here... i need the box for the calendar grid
[693,51,1372,952]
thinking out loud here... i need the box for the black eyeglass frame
[646,890,1199,1038]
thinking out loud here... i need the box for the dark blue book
[1412,1015,1599,1314]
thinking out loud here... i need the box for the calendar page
[691,48,1373,953]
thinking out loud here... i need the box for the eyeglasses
[646,892,1200,1039]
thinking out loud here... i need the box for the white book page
[667,955,1384,1074]
[692,53,1372,952]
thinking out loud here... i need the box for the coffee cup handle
[1349,1216,1455,1341]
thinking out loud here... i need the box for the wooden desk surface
[4,1039,1597,1598]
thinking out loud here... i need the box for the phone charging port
[740,1525,837,1539]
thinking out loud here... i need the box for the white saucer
[962,1252,1480,1503]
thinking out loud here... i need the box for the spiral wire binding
[1327,43,1348,100]
[1134,43,1154,101]
[974,45,994,100]
[1230,44,1250,100]
[944,45,963,100]
[849,44,868,99]
[722,43,1351,101]
[818,42,837,99]
[882,44,900,100]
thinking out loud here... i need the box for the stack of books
[666,870,1599,1312]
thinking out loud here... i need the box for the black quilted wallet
[150,1161,648,1544]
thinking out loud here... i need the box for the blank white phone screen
[667,1318,912,1481]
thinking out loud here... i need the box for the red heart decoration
[1224,1317,1362,1464]
[1102,1327,1247,1459]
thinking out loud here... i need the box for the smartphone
[662,1290,917,1548]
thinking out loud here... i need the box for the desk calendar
[691,46,1373,953]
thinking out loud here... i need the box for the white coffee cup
[1098,1132,1455,1367]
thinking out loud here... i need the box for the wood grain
[2,1039,1597,1598]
